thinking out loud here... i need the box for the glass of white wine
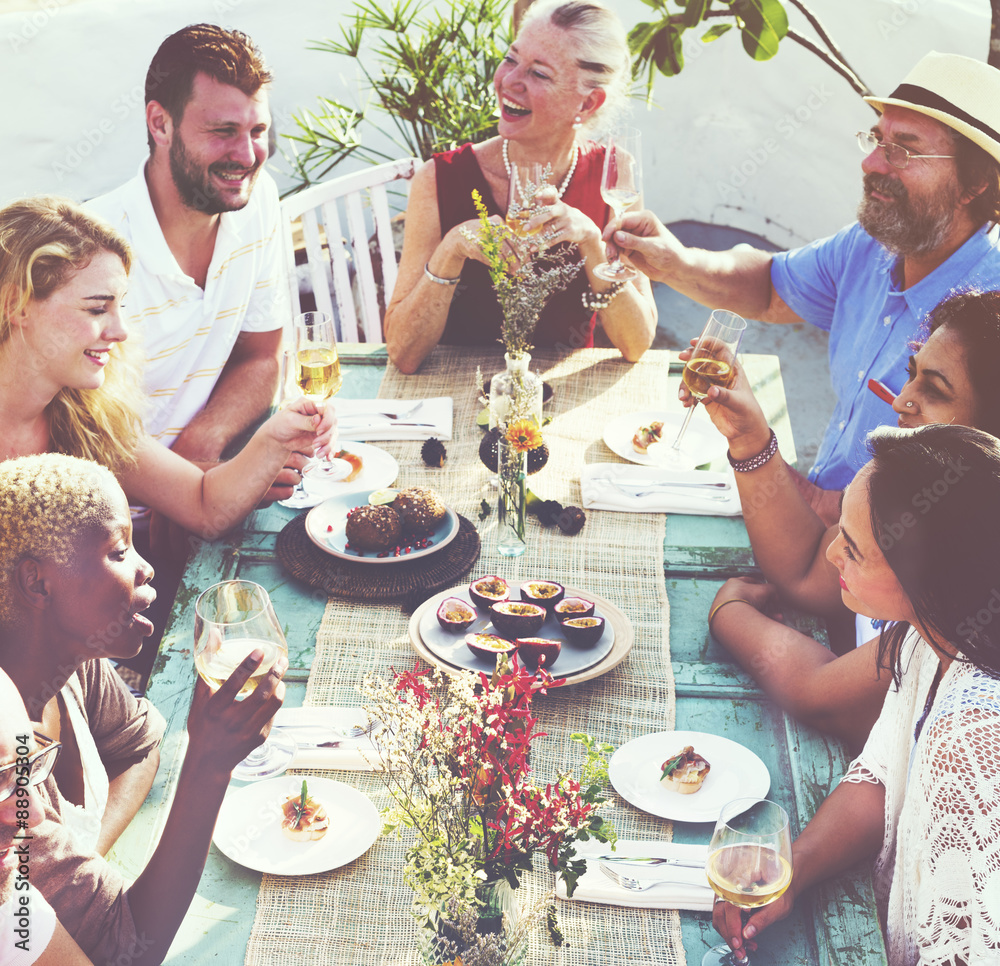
[658,309,747,467]
[294,310,352,486]
[594,127,642,282]
[194,580,294,781]
[703,798,793,966]
[506,161,549,251]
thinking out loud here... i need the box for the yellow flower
[506,420,543,452]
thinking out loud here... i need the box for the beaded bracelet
[581,279,626,312]
[727,428,778,473]
[708,597,752,631]
[424,262,461,286]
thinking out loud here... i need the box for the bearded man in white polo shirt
[88,23,290,481]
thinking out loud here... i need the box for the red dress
[434,141,608,349]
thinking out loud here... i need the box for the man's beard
[168,134,259,216]
[857,173,959,257]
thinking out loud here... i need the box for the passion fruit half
[560,615,605,646]
[469,575,510,611]
[553,596,595,620]
[437,597,477,632]
[490,601,546,638]
[520,580,565,612]
[516,637,562,670]
[465,632,516,661]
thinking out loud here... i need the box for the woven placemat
[275,510,481,607]
[247,348,684,966]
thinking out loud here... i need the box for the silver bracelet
[424,262,461,286]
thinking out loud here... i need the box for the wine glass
[506,161,549,251]
[703,798,793,966]
[193,580,295,781]
[656,309,747,467]
[293,310,351,486]
[594,127,642,282]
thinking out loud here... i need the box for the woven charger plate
[276,511,481,605]
[407,585,633,685]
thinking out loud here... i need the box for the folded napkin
[335,397,453,441]
[581,464,742,517]
[274,706,382,772]
[556,838,714,911]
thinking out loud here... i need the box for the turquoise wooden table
[110,346,888,966]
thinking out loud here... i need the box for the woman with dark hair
[712,424,1000,966]
[697,290,1000,747]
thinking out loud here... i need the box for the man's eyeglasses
[856,131,956,170]
[0,732,61,803]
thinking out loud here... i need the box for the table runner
[246,348,684,966]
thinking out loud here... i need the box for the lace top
[842,630,1000,965]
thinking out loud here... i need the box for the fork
[614,484,731,502]
[340,401,425,422]
[600,863,690,892]
[274,720,376,740]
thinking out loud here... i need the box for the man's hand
[603,210,685,284]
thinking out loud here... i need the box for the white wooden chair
[281,157,418,343]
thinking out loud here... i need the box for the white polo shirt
[0,883,57,965]
[87,161,287,445]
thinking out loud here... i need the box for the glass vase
[497,437,527,558]
[416,879,525,966]
[489,352,543,432]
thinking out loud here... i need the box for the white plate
[603,410,728,469]
[278,443,399,510]
[305,489,459,564]
[418,586,615,677]
[609,731,770,823]
[212,775,380,875]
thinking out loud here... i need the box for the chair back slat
[280,157,418,343]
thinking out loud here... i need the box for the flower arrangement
[362,658,615,961]
[464,189,581,360]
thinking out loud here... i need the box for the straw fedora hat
[864,51,1000,166]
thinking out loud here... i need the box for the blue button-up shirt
[771,221,1000,489]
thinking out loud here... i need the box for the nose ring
[906,401,913,408]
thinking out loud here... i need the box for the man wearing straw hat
[611,52,1000,508]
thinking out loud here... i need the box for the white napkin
[335,397,453,441]
[274,706,382,772]
[580,464,742,517]
[556,838,714,911]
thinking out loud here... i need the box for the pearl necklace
[502,139,578,199]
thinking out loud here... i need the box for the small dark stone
[556,506,586,535]
[535,500,564,527]
[421,437,447,467]
[526,442,549,475]
[478,427,502,473]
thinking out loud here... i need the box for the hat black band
[890,82,1000,145]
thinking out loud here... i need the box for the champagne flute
[506,161,549,250]
[703,798,793,966]
[193,580,295,781]
[293,310,352,485]
[594,127,642,282]
[657,309,747,467]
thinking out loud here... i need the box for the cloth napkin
[580,464,742,517]
[334,397,453,441]
[273,706,382,771]
[556,838,714,911]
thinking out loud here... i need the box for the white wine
[506,209,541,240]
[297,346,342,399]
[601,186,640,218]
[682,357,735,400]
[706,844,792,909]
[195,637,285,697]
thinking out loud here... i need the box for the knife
[613,478,731,490]
[595,854,706,869]
[338,421,439,429]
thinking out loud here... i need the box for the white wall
[0,0,990,246]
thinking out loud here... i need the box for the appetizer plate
[304,489,459,565]
[279,442,399,510]
[409,585,633,686]
[213,775,380,875]
[603,410,728,469]
[609,730,770,824]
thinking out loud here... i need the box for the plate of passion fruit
[408,575,633,684]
